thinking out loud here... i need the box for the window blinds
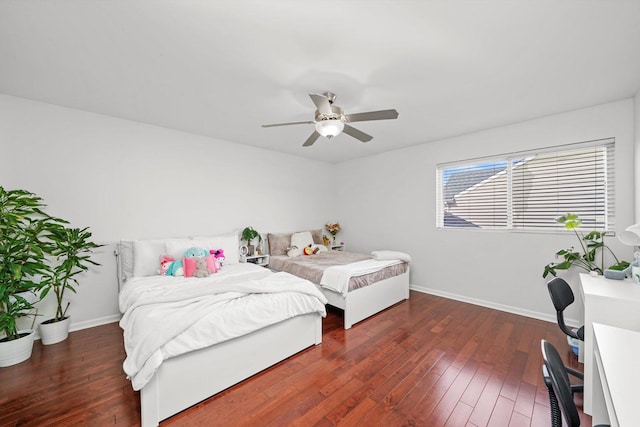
[436,138,615,231]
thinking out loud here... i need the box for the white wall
[335,99,636,324]
[0,94,335,331]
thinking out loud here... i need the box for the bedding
[268,250,408,293]
[119,263,327,390]
[320,258,403,296]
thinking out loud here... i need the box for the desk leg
[584,314,594,414]
[591,366,609,426]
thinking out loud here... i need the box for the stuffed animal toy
[184,247,209,258]
[210,249,226,268]
[158,255,175,275]
[205,255,218,274]
[166,247,210,276]
[193,257,210,278]
[303,245,320,255]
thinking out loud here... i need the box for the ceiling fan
[261,92,399,147]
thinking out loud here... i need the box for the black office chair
[541,340,608,427]
[547,277,584,341]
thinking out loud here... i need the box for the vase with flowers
[325,222,341,244]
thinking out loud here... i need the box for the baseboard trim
[33,314,121,341]
[409,284,580,328]
[70,314,121,332]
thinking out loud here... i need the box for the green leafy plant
[241,226,262,246]
[0,187,66,340]
[40,226,101,322]
[542,213,626,278]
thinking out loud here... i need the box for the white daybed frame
[115,246,322,427]
[321,266,410,329]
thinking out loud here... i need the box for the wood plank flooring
[0,291,590,426]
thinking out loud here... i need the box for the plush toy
[303,245,320,255]
[184,247,209,258]
[166,247,210,276]
[210,249,226,268]
[193,257,210,278]
[205,255,218,274]
[158,255,175,275]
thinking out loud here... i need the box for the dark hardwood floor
[0,291,589,426]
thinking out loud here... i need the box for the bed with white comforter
[267,231,411,329]
[116,234,327,426]
[120,263,327,390]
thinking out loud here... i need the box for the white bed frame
[140,313,322,426]
[115,243,323,427]
[321,267,410,329]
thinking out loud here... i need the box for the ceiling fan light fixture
[315,119,344,138]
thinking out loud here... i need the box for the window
[436,138,615,231]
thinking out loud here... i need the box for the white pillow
[165,238,196,261]
[290,231,313,251]
[132,239,168,277]
[191,231,240,264]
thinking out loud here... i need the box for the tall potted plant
[38,226,101,345]
[0,187,65,366]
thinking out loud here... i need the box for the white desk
[592,323,640,427]
[579,273,640,415]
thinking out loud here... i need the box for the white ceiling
[2,1,640,164]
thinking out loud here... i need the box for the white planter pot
[39,316,71,345]
[0,329,35,367]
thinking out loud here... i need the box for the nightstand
[329,244,345,251]
[240,254,270,267]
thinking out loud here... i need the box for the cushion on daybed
[291,231,313,250]
[267,229,323,256]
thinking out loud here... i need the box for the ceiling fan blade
[262,120,314,128]
[302,131,321,147]
[345,109,399,123]
[342,124,373,142]
[309,94,333,116]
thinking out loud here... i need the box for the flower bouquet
[326,222,341,244]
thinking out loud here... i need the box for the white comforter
[119,263,327,390]
[320,259,402,296]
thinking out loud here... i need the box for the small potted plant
[38,226,101,345]
[241,226,262,256]
[0,187,65,366]
[543,213,628,278]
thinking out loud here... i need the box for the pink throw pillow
[183,257,197,277]
[205,254,218,274]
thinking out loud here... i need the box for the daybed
[116,232,327,427]
[267,230,410,329]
